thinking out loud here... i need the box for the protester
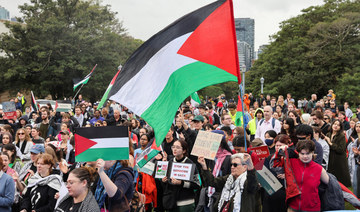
[161,139,200,211]
[255,106,281,143]
[95,159,134,211]
[14,128,33,161]
[348,121,360,196]
[273,140,329,212]
[20,153,62,212]
[263,134,291,212]
[313,127,329,170]
[2,144,23,174]
[198,153,258,212]
[325,119,352,187]
[0,155,15,212]
[55,167,100,212]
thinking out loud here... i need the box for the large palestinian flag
[75,126,129,162]
[108,0,241,146]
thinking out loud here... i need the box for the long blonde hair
[15,128,32,144]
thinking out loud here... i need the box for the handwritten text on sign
[170,162,193,181]
[191,131,223,160]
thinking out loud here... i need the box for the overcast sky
[1,0,324,50]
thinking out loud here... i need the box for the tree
[0,0,142,100]
[247,0,360,101]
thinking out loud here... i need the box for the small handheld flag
[75,126,129,162]
[73,64,97,91]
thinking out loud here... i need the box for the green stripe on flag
[141,61,237,146]
[98,86,112,109]
[190,92,201,104]
[137,149,161,168]
[75,147,129,162]
[235,111,243,127]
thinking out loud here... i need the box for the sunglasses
[231,163,243,168]
[17,133,25,135]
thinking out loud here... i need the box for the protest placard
[55,100,72,112]
[170,162,195,181]
[256,165,283,195]
[2,101,17,120]
[249,146,270,159]
[191,131,223,160]
[155,161,169,179]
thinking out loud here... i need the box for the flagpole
[229,0,247,151]
[74,83,85,100]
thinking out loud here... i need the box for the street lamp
[260,77,264,94]
[241,65,246,93]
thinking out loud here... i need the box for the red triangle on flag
[151,139,161,151]
[177,0,240,81]
[75,134,97,156]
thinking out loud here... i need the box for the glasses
[231,163,243,168]
[171,146,182,150]
[297,136,307,140]
[324,118,329,120]
[66,180,81,186]
[17,133,25,135]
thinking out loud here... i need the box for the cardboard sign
[55,100,72,112]
[191,131,223,160]
[139,160,155,176]
[155,161,169,179]
[170,162,194,181]
[2,101,17,120]
[256,165,283,195]
[249,146,270,159]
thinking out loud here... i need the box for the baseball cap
[30,144,45,154]
[59,130,70,135]
[193,115,204,122]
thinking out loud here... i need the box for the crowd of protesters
[0,89,360,211]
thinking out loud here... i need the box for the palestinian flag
[73,64,97,91]
[30,91,39,112]
[235,95,244,127]
[136,139,162,168]
[75,126,129,162]
[190,92,201,107]
[108,0,241,146]
[98,68,121,109]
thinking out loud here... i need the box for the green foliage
[247,0,360,105]
[198,81,238,99]
[0,0,142,100]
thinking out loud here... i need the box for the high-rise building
[237,41,251,72]
[0,6,10,20]
[234,18,254,70]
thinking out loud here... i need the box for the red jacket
[288,159,322,211]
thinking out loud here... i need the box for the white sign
[170,162,194,181]
[191,131,223,160]
[256,166,283,195]
[155,161,169,179]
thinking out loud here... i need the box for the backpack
[259,118,276,128]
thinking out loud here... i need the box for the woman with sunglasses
[198,152,257,212]
[55,167,100,212]
[14,128,33,161]
[161,139,200,211]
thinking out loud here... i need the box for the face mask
[265,139,273,146]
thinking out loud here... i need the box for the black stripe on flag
[75,126,128,139]
[108,0,226,97]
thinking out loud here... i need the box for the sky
[0,0,324,50]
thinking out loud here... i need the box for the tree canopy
[247,0,360,105]
[0,0,142,101]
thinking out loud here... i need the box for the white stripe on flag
[90,137,129,149]
[109,33,196,116]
